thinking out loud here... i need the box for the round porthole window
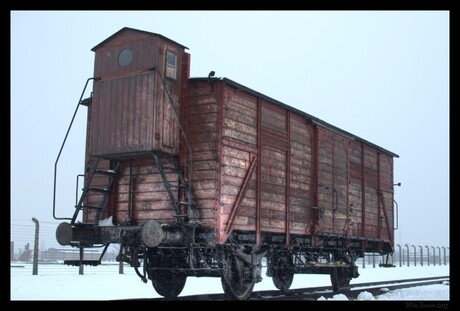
[118,48,133,66]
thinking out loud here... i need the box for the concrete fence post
[32,217,39,275]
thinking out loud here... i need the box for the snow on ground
[10,263,449,301]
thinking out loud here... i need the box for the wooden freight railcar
[54,27,399,300]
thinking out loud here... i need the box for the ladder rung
[89,187,109,193]
[96,169,117,176]
[75,222,98,226]
[80,205,103,210]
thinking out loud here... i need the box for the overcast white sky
[10,11,449,248]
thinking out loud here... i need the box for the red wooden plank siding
[348,141,364,237]
[91,72,157,156]
[259,101,288,234]
[317,129,333,232]
[379,154,395,242]
[260,145,287,232]
[84,158,179,225]
[188,81,219,228]
[87,74,395,245]
[89,31,183,157]
[220,87,259,238]
[317,129,353,235]
[363,146,379,238]
[113,159,177,225]
[207,79,396,244]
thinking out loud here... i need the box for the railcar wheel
[221,254,254,300]
[330,268,351,292]
[150,268,187,299]
[148,250,188,299]
[271,255,294,291]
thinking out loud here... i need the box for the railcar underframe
[57,218,390,299]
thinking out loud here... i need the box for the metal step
[64,260,101,267]
[81,205,103,210]
[88,187,110,193]
[73,222,98,227]
[95,169,118,176]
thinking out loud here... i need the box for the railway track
[145,276,449,301]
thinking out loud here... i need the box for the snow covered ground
[10,262,449,301]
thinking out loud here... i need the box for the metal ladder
[71,158,121,225]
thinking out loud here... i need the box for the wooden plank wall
[85,77,394,243]
[216,84,393,241]
[349,141,364,237]
[220,89,258,232]
[379,154,395,242]
[363,146,379,238]
[289,115,312,233]
[317,130,362,236]
[260,144,287,232]
[85,158,179,226]
[317,129,334,232]
[113,159,177,225]
[91,72,156,156]
[91,36,183,157]
[187,82,220,228]
[259,102,287,233]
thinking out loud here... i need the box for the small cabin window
[118,48,133,67]
[165,51,177,80]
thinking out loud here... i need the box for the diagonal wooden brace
[225,156,257,235]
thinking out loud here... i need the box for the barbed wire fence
[11,218,449,268]
[11,218,120,263]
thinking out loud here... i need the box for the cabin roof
[92,27,189,51]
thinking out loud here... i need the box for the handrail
[393,199,399,230]
[75,174,85,206]
[52,77,99,220]
[156,69,195,222]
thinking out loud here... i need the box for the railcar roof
[189,77,399,158]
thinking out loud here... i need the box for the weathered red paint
[183,78,396,248]
[81,28,397,253]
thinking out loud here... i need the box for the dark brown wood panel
[91,72,157,156]
[261,102,287,133]
[108,159,180,225]
[260,145,287,231]
[220,138,257,236]
[289,115,312,233]
[89,32,186,158]
[226,92,257,117]
[223,92,258,147]
[187,83,219,229]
